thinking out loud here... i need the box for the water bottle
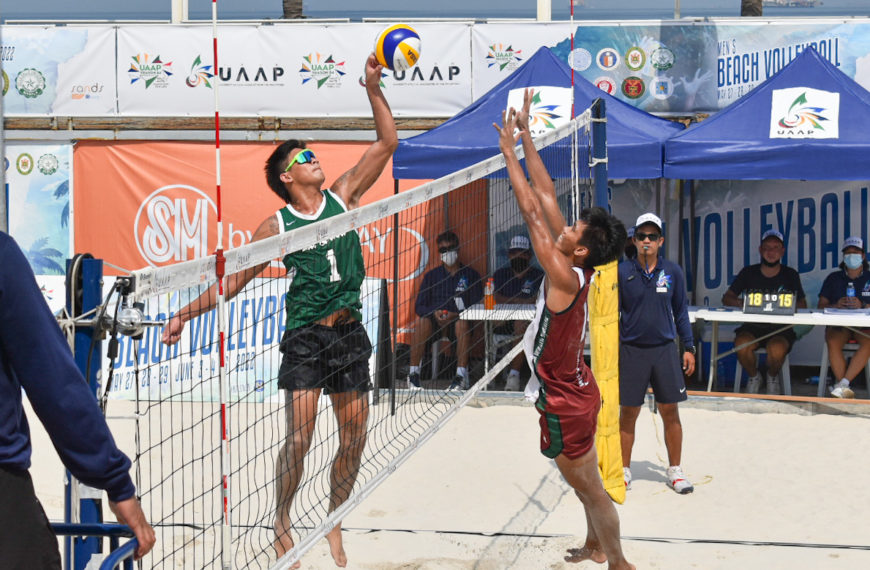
[484,277,495,310]
[847,281,856,299]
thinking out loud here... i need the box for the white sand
[27,398,870,569]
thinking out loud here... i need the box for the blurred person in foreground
[0,231,155,567]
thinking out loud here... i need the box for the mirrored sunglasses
[284,149,316,172]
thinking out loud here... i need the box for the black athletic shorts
[0,467,62,569]
[277,320,373,393]
[734,323,796,350]
[619,343,688,407]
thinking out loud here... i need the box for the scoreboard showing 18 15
[742,291,796,315]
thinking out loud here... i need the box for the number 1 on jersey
[326,248,340,282]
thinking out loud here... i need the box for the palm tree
[741,0,763,16]
[26,237,65,275]
[282,0,304,19]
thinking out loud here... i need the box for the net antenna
[121,104,600,569]
[208,1,234,566]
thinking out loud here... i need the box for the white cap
[635,213,662,232]
[843,236,864,251]
[761,229,784,244]
[509,235,531,251]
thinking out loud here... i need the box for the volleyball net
[112,104,603,569]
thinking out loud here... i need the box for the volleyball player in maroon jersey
[495,89,633,569]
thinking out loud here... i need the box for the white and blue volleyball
[375,24,422,72]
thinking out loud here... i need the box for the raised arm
[333,53,399,209]
[495,108,578,306]
[162,215,279,345]
[516,88,566,240]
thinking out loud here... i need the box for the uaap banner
[5,20,870,117]
[473,19,870,114]
[0,26,115,115]
[116,23,471,117]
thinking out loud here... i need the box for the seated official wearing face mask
[491,236,544,390]
[818,237,870,399]
[406,231,484,391]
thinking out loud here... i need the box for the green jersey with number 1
[277,190,365,330]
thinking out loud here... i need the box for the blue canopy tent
[393,46,684,181]
[663,47,870,372]
[665,47,870,180]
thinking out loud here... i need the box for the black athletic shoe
[407,372,422,390]
[447,374,467,391]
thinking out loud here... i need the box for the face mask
[844,253,864,270]
[510,257,530,273]
[441,250,458,266]
[761,258,779,268]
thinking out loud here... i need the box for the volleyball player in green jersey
[163,52,397,568]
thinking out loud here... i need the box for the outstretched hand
[516,88,534,134]
[364,53,384,89]
[494,107,521,154]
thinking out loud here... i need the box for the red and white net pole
[569,0,579,219]
[211,1,232,568]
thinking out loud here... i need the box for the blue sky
[0,0,863,21]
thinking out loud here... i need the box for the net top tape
[130,110,594,301]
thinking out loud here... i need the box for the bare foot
[325,525,347,567]
[565,546,607,564]
[273,522,300,569]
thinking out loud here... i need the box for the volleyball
[374,24,422,72]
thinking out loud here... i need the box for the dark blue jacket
[415,264,483,317]
[0,232,135,502]
[819,267,870,305]
[618,256,694,349]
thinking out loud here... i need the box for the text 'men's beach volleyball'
[374,24,422,72]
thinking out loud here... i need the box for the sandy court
[27,396,870,569]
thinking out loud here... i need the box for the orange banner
[73,140,453,347]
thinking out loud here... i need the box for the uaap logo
[486,43,523,72]
[128,54,173,88]
[135,185,218,266]
[186,55,214,88]
[300,53,346,89]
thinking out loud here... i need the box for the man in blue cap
[722,229,807,394]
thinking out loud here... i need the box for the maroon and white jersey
[523,267,600,416]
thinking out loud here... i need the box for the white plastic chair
[734,348,792,395]
[817,340,870,398]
